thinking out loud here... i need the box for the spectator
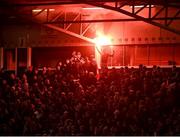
[0,51,180,135]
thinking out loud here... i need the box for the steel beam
[118,2,127,9]
[45,24,94,44]
[65,13,80,30]
[152,7,165,18]
[1,17,180,25]
[32,9,45,17]
[81,23,92,36]
[85,2,180,35]
[45,17,180,24]
[6,7,95,45]
[80,14,82,35]
[167,10,180,26]
[1,0,179,7]
[165,6,168,26]
[50,11,64,22]
[134,4,148,14]
[149,4,152,18]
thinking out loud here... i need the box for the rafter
[134,4,148,14]
[32,9,46,17]
[44,17,180,24]
[1,0,180,7]
[81,23,92,36]
[167,10,180,26]
[50,11,64,22]
[152,7,165,18]
[85,2,180,35]
[65,13,80,30]
[45,24,94,44]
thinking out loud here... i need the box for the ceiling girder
[45,24,94,44]
[1,0,180,46]
[167,10,180,26]
[50,11,64,22]
[84,2,180,35]
[152,7,165,18]
[44,17,180,24]
[65,13,80,30]
[134,4,148,14]
[32,9,95,44]
[1,0,180,7]
[2,6,95,45]
[30,6,180,26]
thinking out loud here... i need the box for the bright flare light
[94,35,112,46]
[94,34,112,69]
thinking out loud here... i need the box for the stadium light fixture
[32,9,55,12]
[130,5,154,8]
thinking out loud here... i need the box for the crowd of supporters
[0,51,180,135]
